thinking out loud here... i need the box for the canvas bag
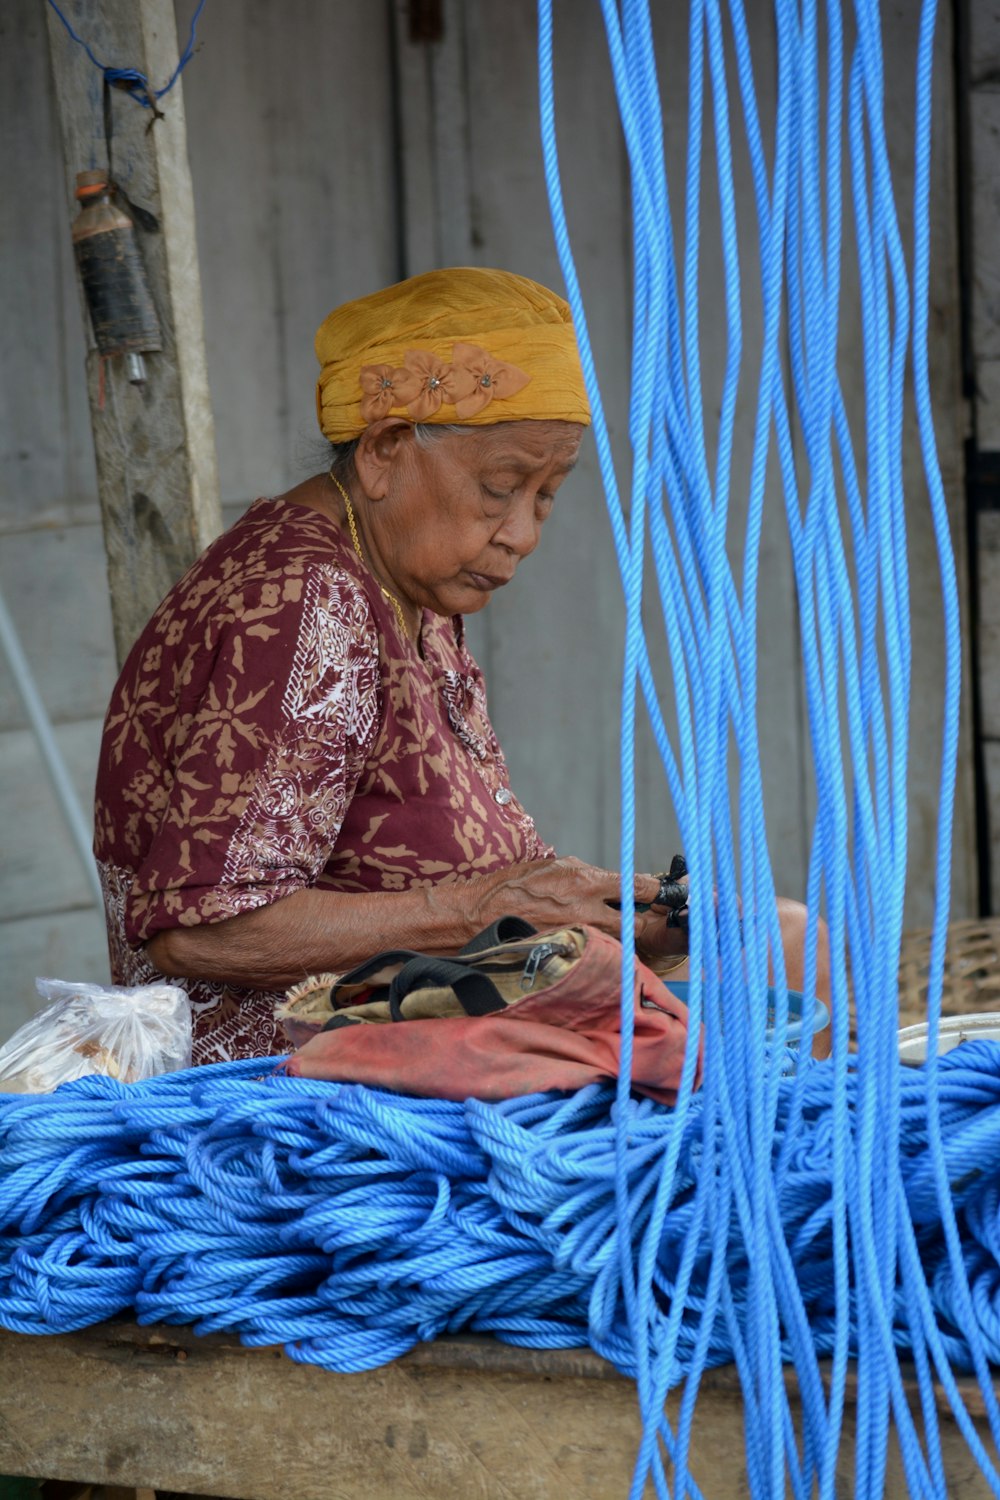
[278,918,702,1104]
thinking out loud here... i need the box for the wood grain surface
[1,1323,997,1499]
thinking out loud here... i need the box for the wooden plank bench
[1,1322,997,1498]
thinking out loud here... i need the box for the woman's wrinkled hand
[472,856,662,938]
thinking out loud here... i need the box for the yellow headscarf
[315,267,591,443]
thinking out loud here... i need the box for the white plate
[897,1012,1000,1066]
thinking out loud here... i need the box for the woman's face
[356,418,584,617]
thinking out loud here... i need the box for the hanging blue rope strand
[537,0,993,1495]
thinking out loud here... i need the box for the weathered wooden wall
[0,0,977,1043]
[0,0,110,1033]
[0,0,402,1036]
[964,3,1000,912]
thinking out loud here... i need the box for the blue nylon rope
[537,0,1000,1495]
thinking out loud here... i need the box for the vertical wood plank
[0,0,97,527]
[985,742,1000,914]
[968,67,1000,365]
[44,0,223,665]
[872,1,975,922]
[392,0,475,276]
[254,0,402,481]
[175,0,403,505]
[169,0,286,505]
[963,0,1000,911]
[397,0,810,887]
[977,512,1000,741]
[646,0,810,890]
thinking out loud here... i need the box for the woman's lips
[465,571,511,591]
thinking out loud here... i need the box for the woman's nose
[495,495,541,557]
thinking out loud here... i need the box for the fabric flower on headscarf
[448,342,532,419]
[355,364,401,426]
[391,350,463,422]
[358,364,401,423]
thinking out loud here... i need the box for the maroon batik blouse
[93,497,552,1063]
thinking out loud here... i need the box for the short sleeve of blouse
[125,564,381,944]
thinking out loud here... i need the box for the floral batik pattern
[94,497,552,1064]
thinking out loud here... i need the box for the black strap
[459,915,537,955]
[320,1014,363,1033]
[328,947,427,997]
[329,917,536,993]
[387,956,508,1020]
[103,78,161,230]
[326,918,536,1018]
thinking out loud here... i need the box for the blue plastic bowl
[662,981,830,1048]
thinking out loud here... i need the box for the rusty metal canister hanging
[71,169,161,382]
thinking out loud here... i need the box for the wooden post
[44,0,222,667]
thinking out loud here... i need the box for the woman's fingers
[635,909,689,962]
[633,872,663,906]
[647,870,689,915]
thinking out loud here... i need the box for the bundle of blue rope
[3,1049,1000,1401]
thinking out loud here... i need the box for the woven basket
[896,917,1000,1030]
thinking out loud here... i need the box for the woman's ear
[353,419,414,501]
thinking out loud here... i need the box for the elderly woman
[95,268,825,1064]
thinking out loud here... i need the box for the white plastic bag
[0,979,192,1093]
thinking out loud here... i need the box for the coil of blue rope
[3,1053,1000,1439]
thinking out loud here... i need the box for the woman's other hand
[636,875,691,963]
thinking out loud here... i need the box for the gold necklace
[328,469,410,638]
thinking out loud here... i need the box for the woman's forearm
[145,882,488,990]
[144,859,669,991]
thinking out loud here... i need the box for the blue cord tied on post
[46,0,207,116]
[101,66,164,116]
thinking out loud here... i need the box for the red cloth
[285,926,702,1105]
[94,498,552,1063]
